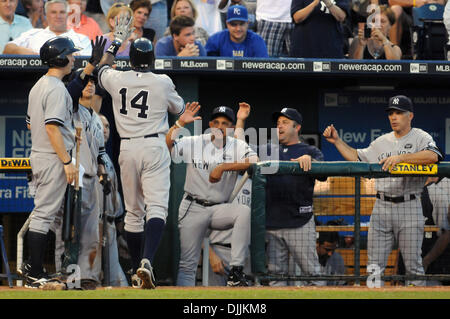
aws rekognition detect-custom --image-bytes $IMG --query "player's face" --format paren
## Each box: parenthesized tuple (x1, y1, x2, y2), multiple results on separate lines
(46, 2, 68, 32)
(317, 241, 337, 266)
(133, 7, 149, 28)
(174, 26, 196, 47)
(81, 80, 95, 99)
(174, 0, 193, 18)
(209, 116, 233, 142)
(276, 116, 300, 145)
(62, 53, 75, 75)
(0, 0, 18, 21)
(101, 116, 110, 142)
(226, 20, 248, 43)
(387, 110, 413, 135)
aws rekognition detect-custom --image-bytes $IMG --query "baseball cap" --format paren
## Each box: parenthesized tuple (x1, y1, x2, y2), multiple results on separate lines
(272, 107, 303, 125)
(386, 95, 414, 112)
(211, 106, 236, 123)
(226, 5, 248, 23)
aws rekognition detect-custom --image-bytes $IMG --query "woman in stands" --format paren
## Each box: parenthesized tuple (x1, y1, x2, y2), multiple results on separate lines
(349, 5, 402, 60)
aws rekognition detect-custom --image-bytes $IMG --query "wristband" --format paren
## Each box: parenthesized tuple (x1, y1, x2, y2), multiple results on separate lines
(106, 40, 121, 57)
(175, 120, 183, 128)
(63, 158, 72, 165)
(413, 0, 416, 7)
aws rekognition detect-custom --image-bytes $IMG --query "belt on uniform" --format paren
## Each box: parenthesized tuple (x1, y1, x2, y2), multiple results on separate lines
(211, 242, 231, 248)
(376, 192, 416, 203)
(185, 195, 220, 207)
(121, 133, 158, 140)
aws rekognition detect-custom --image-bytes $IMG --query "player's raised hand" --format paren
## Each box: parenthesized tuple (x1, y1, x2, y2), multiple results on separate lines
(89, 35, 107, 66)
(114, 12, 135, 45)
(178, 102, 201, 126)
(237, 102, 251, 121)
(323, 124, 339, 144)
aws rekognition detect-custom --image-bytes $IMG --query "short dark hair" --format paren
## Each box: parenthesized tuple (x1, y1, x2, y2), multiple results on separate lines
(318, 231, 339, 245)
(129, 0, 152, 14)
(170, 15, 195, 36)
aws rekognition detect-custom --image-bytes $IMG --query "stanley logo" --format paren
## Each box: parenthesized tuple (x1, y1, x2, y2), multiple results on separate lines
(390, 163, 437, 175)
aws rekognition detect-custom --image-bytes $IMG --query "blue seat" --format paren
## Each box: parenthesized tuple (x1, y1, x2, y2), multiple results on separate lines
(412, 4, 447, 60)
(0, 225, 13, 288)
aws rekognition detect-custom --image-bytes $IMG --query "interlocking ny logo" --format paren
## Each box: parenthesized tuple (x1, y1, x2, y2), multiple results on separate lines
(392, 97, 399, 105)
(282, 107, 288, 112)
(219, 106, 226, 112)
(234, 7, 241, 15)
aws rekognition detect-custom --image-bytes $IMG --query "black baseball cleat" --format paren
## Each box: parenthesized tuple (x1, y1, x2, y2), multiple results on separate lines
(136, 258, 156, 289)
(227, 266, 249, 287)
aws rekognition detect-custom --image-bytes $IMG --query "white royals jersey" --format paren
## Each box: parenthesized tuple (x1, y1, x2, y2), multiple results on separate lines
(98, 66, 185, 138)
(171, 133, 257, 203)
(357, 128, 442, 196)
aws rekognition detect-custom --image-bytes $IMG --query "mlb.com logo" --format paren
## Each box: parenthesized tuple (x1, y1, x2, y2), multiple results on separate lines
(410, 63, 427, 74)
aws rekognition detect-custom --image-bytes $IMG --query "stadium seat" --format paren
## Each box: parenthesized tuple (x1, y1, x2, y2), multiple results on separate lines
(411, 3, 447, 60)
(0, 225, 13, 287)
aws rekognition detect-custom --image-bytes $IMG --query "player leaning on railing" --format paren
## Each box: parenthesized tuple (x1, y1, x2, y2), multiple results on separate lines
(323, 95, 442, 286)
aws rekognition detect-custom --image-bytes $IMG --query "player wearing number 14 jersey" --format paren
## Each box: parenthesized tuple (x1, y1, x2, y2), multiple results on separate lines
(98, 38, 186, 288)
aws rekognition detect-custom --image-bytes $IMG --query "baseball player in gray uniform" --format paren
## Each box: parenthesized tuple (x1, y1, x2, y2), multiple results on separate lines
(73, 78, 106, 287)
(25, 37, 80, 288)
(166, 104, 259, 287)
(52, 76, 106, 289)
(323, 95, 442, 286)
(95, 114, 129, 287)
(96, 17, 187, 288)
(208, 174, 253, 286)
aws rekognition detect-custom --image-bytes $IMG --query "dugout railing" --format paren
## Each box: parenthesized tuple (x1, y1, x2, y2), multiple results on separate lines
(249, 161, 450, 286)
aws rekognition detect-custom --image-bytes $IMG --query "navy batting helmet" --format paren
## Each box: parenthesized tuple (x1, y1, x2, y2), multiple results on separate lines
(129, 38, 154, 70)
(40, 37, 81, 67)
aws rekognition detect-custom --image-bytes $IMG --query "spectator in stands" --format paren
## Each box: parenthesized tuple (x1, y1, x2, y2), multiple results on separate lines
(192, 0, 223, 35)
(129, 0, 155, 43)
(163, 0, 209, 46)
(316, 228, 346, 286)
(218, 0, 256, 31)
(67, 0, 103, 40)
(21, 0, 47, 28)
(143, 0, 168, 42)
(290, 0, 349, 58)
(205, 5, 268, 58)
(444, 0, 450, 59)
(385, 0, 445, 54)
(155, 15, 206, 56)
(3, 0, 92, 55)
(349, 5, 402, 59)
(84, 0, 108, 33)
(254, 0, 293, 57)
(101, 2, 134, 57)
(0, 0, 32, 53)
